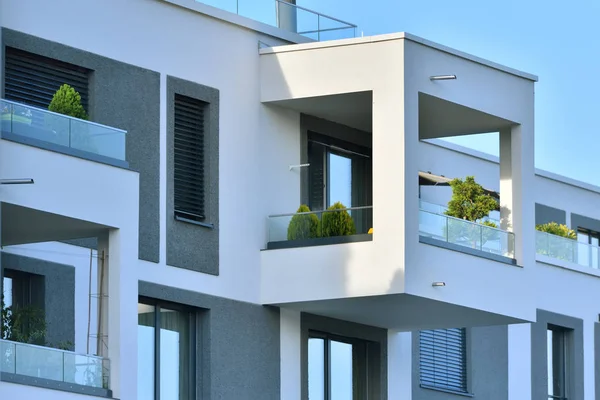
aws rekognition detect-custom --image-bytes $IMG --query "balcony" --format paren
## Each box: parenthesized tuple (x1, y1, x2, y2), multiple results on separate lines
(0, 339, 110, 396)
(1, 99, 127, 168)
(419, 208, 516, 263)
(536, 230, 599, 270)
(198, 0, 357, 41)
(266, 206, 373, 250)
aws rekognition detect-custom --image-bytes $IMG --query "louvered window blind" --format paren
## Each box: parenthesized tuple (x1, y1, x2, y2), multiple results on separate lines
(419, 328, 467, 393)
(4, 47, 90, 110)
(174, 94, 206, 221)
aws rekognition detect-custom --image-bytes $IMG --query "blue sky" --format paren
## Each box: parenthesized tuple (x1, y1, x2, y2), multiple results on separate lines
(297, 0, 600, 186)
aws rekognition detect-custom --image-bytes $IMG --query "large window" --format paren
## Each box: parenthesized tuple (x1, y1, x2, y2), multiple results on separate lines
(173, 94, 207, 223)
(577, 228, 600, 268)
(548, 326, 570, 400)
(138, 299, 196, 400)
(308, 331, 375, 400)
(419, 328, 468, 393)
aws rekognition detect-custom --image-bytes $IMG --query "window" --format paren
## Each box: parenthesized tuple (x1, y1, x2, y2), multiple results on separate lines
(577, 228, 600, 268)
(173, 94, 207, 222)
(419, 328, 468, 393)
(4, 47, 90, 110)
(548, 326, 569, 400)
(308, 331, 375, 399)
(137, 299, 196, 400)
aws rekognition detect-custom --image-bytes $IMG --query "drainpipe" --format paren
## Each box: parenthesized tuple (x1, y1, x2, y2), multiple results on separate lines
(277, 0, 298, 33)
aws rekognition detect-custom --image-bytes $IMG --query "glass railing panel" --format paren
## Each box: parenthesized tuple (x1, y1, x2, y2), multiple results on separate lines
(267, 206, 373, 244)
(537, 230, 600, 269)
(15, 342, 64, 382)
(0, 339, 109, 389)
(316, 15, 356, 41)
(419, 210, 515, 258)
(1, 98, 126, 162)
(0, 340, 15, 374)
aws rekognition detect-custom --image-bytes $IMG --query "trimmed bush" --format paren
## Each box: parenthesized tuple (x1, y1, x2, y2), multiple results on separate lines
(48, 84, 88, 120)
(321, 202, 356, 237)
(287, 204, 320, 240)
(536, 222, 576, 239)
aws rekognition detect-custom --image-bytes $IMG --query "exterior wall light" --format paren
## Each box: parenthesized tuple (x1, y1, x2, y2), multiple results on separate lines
(0, 179, 34, 185)
(432, 282, 446, 287)
(430, 75, 457, 81)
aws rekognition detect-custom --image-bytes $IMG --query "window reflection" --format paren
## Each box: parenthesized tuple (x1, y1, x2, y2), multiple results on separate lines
(137, 303, 156, 399)
(160, 307, 191, 400)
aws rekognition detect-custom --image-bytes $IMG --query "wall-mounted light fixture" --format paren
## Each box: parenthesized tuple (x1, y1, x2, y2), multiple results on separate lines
(0, 178, 34, 185)
(432, 282, 446, 287)
(430, 75, 457, 81)
(289, 163, 310, 171)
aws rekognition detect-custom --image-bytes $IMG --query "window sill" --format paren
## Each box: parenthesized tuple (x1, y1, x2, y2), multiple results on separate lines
(174, 214, 214, 229)
(420, 384, 474, 398)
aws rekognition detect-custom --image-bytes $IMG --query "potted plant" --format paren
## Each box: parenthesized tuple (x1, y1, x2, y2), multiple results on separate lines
(287, 204, 320, 240)
(321, 202, 356, 237)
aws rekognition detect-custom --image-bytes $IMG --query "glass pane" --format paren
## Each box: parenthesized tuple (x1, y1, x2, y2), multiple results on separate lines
(328, 153, 352, 208)
(308, 338, 325, 400)
(64, 353, 104, 388)
(547, 329, 566, 398)
(160, 307, 191, 400)
(3, 277, 13, 308)
(138, 303, 156, 399)
(15, 341, 63, 381)
(0, 340, 15, 373)
(70, 119, 126, 160)
(330, 340, 353, 400)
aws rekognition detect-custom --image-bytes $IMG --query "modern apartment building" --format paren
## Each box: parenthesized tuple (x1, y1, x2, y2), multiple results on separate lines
(0, 0, 598, 399)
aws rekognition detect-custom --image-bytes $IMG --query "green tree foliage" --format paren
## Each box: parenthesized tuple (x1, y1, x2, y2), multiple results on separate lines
(445, 176, 498, 222)
(321, 202, 356, 237)
(1, 297, 46, 345)
(287, 205, 320, 240)
(535, 222, 576, 239)
(48, 84, 88, 120)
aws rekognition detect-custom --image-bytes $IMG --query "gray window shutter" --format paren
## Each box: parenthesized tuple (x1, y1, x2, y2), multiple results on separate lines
(419, 328, 467, 392)
(308, 141, 325, 211)
(174, 94, 206, 221)
(4, 47, 90, 110)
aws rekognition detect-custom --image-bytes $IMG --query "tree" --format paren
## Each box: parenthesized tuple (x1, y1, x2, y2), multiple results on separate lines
(445, 176, 498, 222)
(48, 84, 88, 120)
(321, 202, 356, 237)
(287, 205, 320, 240)
(535, 222, 576, 239)
(535, 222, 577, 261)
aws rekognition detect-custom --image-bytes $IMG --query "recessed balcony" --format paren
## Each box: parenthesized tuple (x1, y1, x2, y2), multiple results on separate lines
(536, 230, 600, 270)
(1, 99, 127, 168)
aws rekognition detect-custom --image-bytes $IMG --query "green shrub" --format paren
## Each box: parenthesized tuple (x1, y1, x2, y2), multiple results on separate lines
(287, 204, 320, 240)
(48, 84, 88, 120)
(321, 202, 356, 237)
(535, 222, 576, 239)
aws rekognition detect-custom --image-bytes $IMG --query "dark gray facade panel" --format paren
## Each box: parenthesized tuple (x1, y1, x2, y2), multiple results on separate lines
(1, 28, 160, 263)
(412, 325, 508, 400)
(1, 252, 75, 349)
(596, 323, 600, 400)
(139, 281, 279, 399)
(300, 313, 388, 400)
(571, 213, 600, 233)
(531, 310, 584, 400)
(535, 203, 566, 226)
(166, 76, 219, 275)
(0, 373, 111, 398)
(299, 114, 372, 206)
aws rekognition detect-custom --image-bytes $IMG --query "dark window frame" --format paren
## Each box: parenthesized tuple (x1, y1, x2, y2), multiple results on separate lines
(173, 93, 207, 224)
(548, 325, 571, 400)
(419, 328, 468, 394)
(138, 296, 197, 400)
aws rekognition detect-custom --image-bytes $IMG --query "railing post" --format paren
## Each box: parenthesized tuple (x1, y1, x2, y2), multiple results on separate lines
(62, 352, 65, 382)
(318, 14, 321, 41)
(68, 118, 72, 148)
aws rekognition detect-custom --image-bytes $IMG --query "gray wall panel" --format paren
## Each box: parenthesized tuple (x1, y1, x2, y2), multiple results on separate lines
(1, 28, 160, 263)
(531, 310, 584, 400)
(535, 203, 566, 226)
(166, 76, 219, 275)
(412, 325, 508, 400)
(571, 213, 600, 233)
(139, 281, 278, 399)
(1, 252, 75, 349)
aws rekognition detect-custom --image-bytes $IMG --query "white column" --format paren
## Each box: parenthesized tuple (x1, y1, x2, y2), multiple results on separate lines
(388, 331, 413, 399)
(508, 323, 532, 399)
(280, 309, 301, 400)
(499, 123, 535, 265)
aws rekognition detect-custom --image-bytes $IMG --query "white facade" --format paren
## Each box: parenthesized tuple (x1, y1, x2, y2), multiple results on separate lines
(0, 0, 598, 399)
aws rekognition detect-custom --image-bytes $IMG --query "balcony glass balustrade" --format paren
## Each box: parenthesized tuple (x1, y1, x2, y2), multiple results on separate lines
(1, 98, 126, 163)
(0, 339, 109, 390)
(536, 230, 600, 269)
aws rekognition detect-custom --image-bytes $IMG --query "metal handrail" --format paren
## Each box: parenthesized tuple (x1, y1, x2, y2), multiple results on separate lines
(1, 98, 127, 134)
(269, 205, 372, 218)
(274, 0, 358, 29)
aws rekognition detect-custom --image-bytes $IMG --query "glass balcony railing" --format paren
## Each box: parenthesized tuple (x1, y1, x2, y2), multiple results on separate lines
(197, 0, 357, 41)
(1, 98, 126, 162)
(536, 230, 600, 269)
(419, 199, 500, 225)
(0, 339, 109, 389)
(419, 209, 515, 258)
(268, 206, 372, 244)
